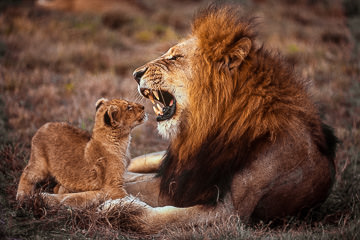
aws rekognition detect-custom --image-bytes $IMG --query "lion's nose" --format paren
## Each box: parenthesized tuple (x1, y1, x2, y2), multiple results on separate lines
(133, 67, 148, 84)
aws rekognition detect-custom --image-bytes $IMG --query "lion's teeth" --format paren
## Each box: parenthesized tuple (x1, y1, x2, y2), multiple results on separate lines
(144, 89, 150, 96)
(153, 106, 160, 115)
(153, 91, 160, 100)
(157, 104, 163, 115)
(149, 95, 155, 104)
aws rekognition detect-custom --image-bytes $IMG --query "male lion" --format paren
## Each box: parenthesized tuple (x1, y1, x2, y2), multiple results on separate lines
(17, 98, 146, 208)
(118, 5, 338, 229)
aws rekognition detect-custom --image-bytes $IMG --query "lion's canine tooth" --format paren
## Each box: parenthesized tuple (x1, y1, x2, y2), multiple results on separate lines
(153, 106, 160, 115)
(157, 104, 163, 115)
(153, 91, 160, 100)
(149, 95, 155, 104)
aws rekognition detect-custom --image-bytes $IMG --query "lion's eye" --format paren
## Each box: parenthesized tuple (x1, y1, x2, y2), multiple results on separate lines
(127, 105, 133, 111)
(167, 55, 182, 61)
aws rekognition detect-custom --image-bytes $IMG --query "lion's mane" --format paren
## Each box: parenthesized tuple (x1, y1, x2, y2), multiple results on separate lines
(157, 5, 337, 207)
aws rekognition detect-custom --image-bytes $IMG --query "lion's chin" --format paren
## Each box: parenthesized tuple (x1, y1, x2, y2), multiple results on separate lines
(157, 118, 180, 140)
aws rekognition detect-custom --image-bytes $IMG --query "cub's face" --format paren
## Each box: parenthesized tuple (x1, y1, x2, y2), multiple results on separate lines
(95, 98, 146, 130)
(132, 37, 198, 139)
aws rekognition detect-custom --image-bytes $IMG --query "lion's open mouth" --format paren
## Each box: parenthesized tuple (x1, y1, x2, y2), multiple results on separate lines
(140, 88, 176, 122)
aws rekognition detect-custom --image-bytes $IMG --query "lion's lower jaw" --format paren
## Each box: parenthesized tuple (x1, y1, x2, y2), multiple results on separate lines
(157, 118, 180, 140)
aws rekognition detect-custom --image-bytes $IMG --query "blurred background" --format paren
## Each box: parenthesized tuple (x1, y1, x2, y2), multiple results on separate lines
(0, 0, 359, 239)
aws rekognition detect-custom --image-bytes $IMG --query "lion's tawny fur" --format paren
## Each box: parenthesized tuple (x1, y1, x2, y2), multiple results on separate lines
(130, 4, 337, 221)
(17, 99, 145, 207)
(157, 6, 336, 208)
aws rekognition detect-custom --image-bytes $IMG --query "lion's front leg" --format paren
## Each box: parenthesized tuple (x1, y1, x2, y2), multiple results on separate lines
(125, 151, 172, 207)
(100, 194, 235, 233)
(128, 151, 166, 173)
(124, 171, 172, 207)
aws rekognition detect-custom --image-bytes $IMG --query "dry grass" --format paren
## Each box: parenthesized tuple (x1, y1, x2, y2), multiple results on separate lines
(0, 0, 359, 239)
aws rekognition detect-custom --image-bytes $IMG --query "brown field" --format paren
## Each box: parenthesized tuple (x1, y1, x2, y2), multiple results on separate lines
(0, 0, 359, 239)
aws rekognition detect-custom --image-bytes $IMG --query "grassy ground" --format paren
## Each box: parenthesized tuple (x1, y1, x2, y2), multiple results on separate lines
(0, 0, 359, 239)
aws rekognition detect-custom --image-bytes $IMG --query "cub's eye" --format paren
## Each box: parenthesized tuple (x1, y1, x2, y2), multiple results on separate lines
(167, 55, 183, 61)
(127, 105, 133, 111)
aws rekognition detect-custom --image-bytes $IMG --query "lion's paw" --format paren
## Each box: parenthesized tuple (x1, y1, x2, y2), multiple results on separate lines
(97, 195, 149, 213)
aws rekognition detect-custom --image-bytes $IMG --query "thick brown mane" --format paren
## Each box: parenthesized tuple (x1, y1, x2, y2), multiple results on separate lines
(157, 5, 337, 207)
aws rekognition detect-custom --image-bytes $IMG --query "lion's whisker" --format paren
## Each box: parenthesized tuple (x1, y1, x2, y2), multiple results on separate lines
(158, 89, 166, 106)
(131, 91, 144, 103)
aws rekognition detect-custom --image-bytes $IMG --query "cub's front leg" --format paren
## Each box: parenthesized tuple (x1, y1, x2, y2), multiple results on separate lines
(41, 191, 105, 208)
(41, 188, 126, 208)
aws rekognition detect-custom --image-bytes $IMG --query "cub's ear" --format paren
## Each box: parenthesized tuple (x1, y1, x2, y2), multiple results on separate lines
(104, 105, 120, 127)
(95, 98, 108, 111)
(227, 37, 251, 70)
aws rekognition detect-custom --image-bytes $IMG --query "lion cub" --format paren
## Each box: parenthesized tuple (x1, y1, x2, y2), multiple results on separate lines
(16, 98, 146, 207)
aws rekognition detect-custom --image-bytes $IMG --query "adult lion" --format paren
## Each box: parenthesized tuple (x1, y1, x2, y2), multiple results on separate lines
(120, 5, 337, 230)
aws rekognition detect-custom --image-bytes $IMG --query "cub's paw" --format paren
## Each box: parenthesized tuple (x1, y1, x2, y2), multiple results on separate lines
(16, 191, 27, 203)
(40, 192, 61, 207)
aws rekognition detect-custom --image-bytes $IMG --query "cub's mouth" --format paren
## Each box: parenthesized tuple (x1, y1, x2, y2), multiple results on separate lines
(139, 88, 176, 122)
(138, 112, 147, 123)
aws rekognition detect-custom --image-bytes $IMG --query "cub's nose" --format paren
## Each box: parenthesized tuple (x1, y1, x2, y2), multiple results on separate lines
(135, 103, 145, 111)
(133, 67, 148, 84)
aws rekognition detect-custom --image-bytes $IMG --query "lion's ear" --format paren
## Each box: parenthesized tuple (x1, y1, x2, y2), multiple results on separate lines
(227, 37, 251, 70)
(104, 105, 120, 127)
